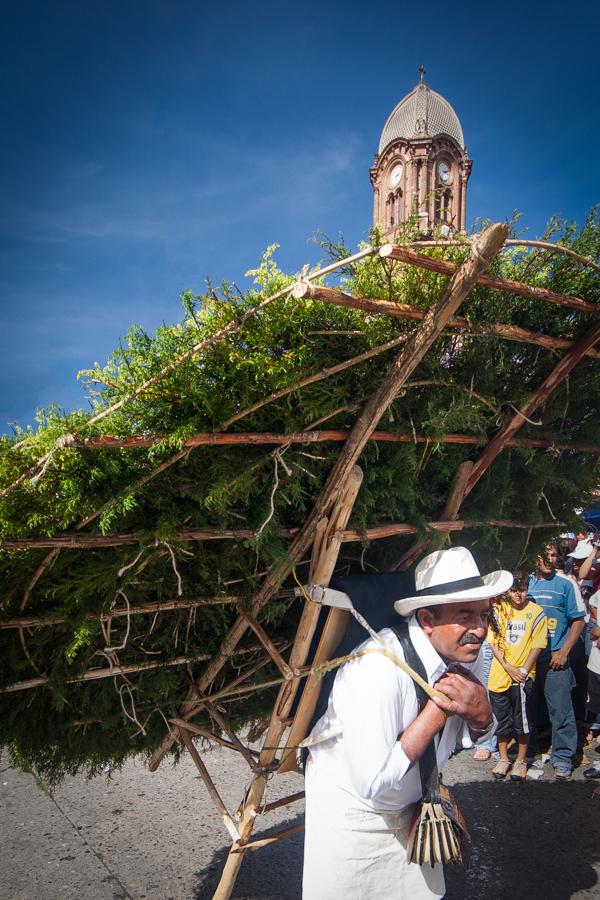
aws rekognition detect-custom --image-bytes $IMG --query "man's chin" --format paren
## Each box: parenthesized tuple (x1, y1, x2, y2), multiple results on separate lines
(456, 643, 482, 662)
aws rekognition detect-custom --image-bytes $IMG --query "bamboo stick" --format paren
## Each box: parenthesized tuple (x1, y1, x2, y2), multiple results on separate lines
(178, 726, 241, 843)
(257, 791, 305, 814)
(2, 516, 569, 553)
(67, 429, 600, 452)
(229, 823, 304, 853)
(380, 243, 599, 316)
(0, 654, 208, 694)
(303, 285, 600, 360)
(236, 602, 294, 681)
(0, 596, 241, 630)
(277, 469, 364, 774)
(465, 319, 600, 495)
(83, 249, 377, 429)
(168, 718, 259, 758)
(211, 468, 364, 899)
(181, 691, 262, 773)
(404, 238, 600, 274)
(504, 239, 600, 273)
(219, 333, 410, 429)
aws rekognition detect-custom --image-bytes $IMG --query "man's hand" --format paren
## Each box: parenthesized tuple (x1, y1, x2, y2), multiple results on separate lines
(550, 649, 569, 670)
(433, 669, 491, 730)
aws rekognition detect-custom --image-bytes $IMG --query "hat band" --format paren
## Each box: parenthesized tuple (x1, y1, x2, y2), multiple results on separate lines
(416, 575, 485, 597)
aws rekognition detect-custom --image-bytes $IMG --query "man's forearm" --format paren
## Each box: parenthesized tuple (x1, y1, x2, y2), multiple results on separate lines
(578, 550, 596, 581)
(561, 619, 586, 656)
(400, 700, 448, 765)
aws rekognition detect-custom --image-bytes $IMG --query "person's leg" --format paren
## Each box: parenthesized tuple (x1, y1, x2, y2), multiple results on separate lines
(497, 736, 509, 761)
(527, 652, 549, 761)
(585, 671, 600, 742)
(516, 734, 528, 763)
(489, 689, 512, 777)
(570, 637, 588, 723)
(544, 664, 578, 773)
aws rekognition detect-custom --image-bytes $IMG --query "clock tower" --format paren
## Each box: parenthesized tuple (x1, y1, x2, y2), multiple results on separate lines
(370, 68, 472, 235)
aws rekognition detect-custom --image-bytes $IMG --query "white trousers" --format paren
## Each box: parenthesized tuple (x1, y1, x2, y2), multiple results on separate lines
(303, 759, 445, 900)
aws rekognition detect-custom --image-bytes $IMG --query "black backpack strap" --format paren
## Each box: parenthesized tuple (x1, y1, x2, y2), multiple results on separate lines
(392, 621, 441, 801)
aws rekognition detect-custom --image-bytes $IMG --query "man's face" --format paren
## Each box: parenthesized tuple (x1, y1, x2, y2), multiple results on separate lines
(418, 599, 491, 664)
(537, 545, 558, 576)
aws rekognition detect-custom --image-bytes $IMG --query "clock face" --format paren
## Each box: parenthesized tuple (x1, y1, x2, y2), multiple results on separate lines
(438, 162, 452, 185)
(388, 164, 403, 188)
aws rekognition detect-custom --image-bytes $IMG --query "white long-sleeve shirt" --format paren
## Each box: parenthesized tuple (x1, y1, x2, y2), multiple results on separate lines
(306, 615, 491, 812)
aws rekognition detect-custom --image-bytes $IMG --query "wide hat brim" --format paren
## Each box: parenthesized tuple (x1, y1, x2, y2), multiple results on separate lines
(394, 569, 513, 617)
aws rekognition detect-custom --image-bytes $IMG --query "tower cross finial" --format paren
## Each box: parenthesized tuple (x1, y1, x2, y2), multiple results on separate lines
(419, 64, 426, 83)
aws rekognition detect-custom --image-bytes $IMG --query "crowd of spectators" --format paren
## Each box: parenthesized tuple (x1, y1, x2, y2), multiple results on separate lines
(472, 533, 600, 780)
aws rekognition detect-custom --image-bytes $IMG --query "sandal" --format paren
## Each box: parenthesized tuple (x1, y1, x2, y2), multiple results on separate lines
(492, 759, 512, 779)
(473, 748, 492, 761)
(510, 760, 527, 781)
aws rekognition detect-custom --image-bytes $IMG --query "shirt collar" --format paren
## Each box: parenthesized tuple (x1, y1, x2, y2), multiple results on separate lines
(408, 614, 447, 685)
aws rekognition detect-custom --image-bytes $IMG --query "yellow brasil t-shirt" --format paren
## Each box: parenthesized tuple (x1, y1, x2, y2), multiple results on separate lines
(487, 600, 548, 693)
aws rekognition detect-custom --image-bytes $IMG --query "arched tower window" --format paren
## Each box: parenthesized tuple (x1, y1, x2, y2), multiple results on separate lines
(394, 189, 403, 225)
(442, 188, 453, 223)
(386, 192, 396, 228)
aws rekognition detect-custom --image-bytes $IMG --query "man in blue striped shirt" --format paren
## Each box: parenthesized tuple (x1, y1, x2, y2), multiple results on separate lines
(528, 544, 586, 778)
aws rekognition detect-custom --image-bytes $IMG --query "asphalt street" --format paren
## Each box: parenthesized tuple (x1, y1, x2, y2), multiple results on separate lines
(2, 741, 600, 899)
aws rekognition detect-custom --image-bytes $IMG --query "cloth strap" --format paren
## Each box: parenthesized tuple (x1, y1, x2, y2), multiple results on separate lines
(392, 621, 441, 801)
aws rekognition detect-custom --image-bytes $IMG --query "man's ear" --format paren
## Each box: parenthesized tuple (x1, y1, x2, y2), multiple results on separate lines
(417, 607, 436, 636)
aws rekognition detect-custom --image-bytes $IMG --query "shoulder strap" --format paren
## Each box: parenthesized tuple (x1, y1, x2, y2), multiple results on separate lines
(392, 621, 441, 801)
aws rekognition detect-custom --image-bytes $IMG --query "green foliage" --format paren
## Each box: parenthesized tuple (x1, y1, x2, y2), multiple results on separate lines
(1, 210, 600, 783)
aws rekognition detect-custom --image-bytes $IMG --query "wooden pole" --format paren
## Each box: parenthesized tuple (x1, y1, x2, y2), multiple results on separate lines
(2, 516, 567, 554)
(464, 319, 600, 496)
(258, 791, 305, 814)
(403, 237, 600, 274)
(168, 718, 259, 759)
(380, 243, 599, 316)
(229, 823, 304, 853)
(219, 333, 410, 430)
(304, 285, 600, 360)
(210, 466, 363, 900)
(67, 428, 600, 451)
(177, 725, 241, 843)
(0, 654, 209, 694)
(81, 247, 377, 428)
(235, 603, 295, 681)
(0, 596, 242, 630)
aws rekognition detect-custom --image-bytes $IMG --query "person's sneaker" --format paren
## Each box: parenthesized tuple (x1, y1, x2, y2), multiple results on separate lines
(510, 760, 528, 781)
(554, 767, 572, 780)
(583, 765, 600, 779)
(492, 759, 512, 779)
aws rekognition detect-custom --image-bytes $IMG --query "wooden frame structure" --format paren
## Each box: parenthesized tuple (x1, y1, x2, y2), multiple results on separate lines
(2, 223, 600, 898)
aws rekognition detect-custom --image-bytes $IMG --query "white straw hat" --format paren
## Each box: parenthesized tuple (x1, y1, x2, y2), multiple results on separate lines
(394, 546, 513, 616)
(567, 540, 593, 560)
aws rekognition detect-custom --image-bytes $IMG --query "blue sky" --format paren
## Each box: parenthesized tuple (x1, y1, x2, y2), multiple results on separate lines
(1, 0, 598, 433)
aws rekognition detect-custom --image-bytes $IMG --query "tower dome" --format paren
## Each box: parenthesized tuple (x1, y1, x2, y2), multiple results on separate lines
(378, 79, 465, 154)
(370, 68, 472, 235)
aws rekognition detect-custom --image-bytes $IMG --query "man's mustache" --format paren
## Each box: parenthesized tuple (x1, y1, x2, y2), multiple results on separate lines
(458, 632, 483, 646)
